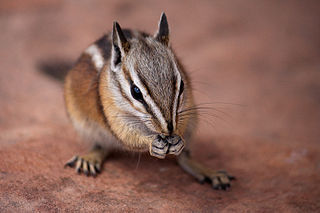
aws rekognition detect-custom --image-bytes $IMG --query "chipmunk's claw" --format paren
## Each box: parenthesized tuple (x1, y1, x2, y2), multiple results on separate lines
(64, 154, 102, 177)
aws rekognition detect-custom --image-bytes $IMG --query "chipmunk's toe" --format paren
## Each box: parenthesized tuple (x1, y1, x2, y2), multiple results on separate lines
(65, 155, 102, 177)
(206, 170, 235, 190)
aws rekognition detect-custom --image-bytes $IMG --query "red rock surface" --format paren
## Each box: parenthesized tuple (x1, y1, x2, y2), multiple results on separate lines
(1, 0, 320, 212)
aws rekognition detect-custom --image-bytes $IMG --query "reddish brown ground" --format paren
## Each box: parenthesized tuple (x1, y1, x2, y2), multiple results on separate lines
(1, 0, 320, 212)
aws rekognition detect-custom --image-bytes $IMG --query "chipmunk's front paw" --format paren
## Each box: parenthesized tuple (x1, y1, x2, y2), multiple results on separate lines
(150, 136, 169, 159)
(64, 146, 106, 177)
(166, 135, 185, 155)
(64, 155, 102, 177)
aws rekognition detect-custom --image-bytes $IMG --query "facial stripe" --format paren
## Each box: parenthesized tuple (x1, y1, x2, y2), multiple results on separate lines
(109, 65, 164, 133)
(108, 70, 157, 135)
(134, 62, 172, 123)
(171, 57, 182, 132)
(112, 72, 142, 113)
(136, 72, 152, 98)
(134, 72, 165, 130)
(122, 67, 162, 129)
(109, 68, 147, 121)
(85, 44, 104, 70)
(170, 74, 177, 119)
(127, 63, 168, 132)
(127, 79, 162, 130)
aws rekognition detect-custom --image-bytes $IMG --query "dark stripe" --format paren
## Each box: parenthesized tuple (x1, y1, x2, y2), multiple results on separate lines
(122, 66, 132, 82)
(95, 35, 111, 60)
(136, 72, 152, 96)
(170, 74, 177, 121)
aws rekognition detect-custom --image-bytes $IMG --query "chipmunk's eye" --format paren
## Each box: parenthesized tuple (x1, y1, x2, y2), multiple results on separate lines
(131, 84, 143, 101)
(179, 80, 184, 96)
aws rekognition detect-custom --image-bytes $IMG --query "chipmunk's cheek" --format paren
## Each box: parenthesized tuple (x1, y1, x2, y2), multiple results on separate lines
(166, 135, 185, 155)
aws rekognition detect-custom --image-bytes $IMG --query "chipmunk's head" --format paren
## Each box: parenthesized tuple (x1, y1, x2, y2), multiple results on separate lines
(109, 13, 188, 137)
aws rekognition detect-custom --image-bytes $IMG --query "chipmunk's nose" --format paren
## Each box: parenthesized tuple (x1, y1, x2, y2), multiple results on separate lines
(167, 121, 173, 135)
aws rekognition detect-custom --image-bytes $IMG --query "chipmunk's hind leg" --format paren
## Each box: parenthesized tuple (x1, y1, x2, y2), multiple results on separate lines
(177, 150, 235, 190)
(65, 144, 108, 177)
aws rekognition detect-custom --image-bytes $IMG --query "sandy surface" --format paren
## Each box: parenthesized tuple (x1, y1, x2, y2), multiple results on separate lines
(1, 0, 320, 212)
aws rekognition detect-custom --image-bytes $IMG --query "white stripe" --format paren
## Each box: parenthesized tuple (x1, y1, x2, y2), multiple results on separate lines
(171, 58, 182, 132)
(85, 44, 104, 70)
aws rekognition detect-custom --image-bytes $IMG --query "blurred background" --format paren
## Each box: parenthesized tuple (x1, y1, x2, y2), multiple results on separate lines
(0, 0, 319, 212)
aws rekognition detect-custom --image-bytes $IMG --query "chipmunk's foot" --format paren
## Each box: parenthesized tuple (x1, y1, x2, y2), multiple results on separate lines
(64, 145, 107, 177)
(202, 170, 235, 190)
(178, 150, 235, 190)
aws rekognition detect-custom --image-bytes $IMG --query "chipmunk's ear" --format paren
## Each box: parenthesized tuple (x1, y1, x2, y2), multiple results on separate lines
(155, 12, 169, 46)
(111, 22, 130, 70)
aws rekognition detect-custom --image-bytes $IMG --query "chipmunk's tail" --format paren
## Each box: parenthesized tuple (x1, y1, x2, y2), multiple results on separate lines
(37, 59, 74, 82)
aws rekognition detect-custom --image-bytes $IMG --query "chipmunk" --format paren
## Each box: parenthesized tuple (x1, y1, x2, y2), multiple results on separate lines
(64, 13, 234, 190)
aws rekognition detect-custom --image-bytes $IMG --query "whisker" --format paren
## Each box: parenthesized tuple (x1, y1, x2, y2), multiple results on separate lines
(135, 153, 141, 170)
